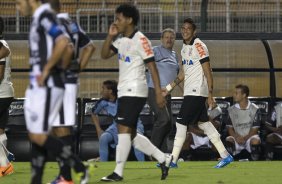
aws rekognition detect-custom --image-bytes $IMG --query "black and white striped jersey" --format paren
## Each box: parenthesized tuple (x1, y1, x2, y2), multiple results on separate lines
(57, 13, 91, 84)
(28, 3, 66, 88)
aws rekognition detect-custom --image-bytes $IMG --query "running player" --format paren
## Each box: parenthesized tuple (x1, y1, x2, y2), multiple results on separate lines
(164, 18, 233, 168)
(0, 16, 15, 177)
(100, 3, 172, 182)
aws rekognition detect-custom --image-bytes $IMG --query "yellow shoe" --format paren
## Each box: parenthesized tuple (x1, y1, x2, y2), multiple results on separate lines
(0, 163, 14, 177)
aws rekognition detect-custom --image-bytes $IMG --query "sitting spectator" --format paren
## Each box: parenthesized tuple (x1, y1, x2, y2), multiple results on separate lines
(264, 102, 282, 160)
(91, 80, 145, 161)
(181, 106, 222, 160)
(226, 84, 261, 161)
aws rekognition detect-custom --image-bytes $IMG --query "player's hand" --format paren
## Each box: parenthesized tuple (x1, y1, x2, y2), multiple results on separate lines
(37, 67, 50, 86)
(155, 93, 166, 108)
(108, 23, 119, 37)
(161, 88, 168, 97)
(235, 136, 245, 144)
(208, 96, 216, 110)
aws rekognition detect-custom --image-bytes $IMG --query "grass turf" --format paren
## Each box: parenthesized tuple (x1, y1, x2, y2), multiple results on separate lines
(1, 161, 282, 184)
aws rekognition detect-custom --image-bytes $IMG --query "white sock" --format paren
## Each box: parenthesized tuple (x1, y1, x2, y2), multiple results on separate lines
(0, 134, 8, 156)
(132, 133, 165, 163)
(172, 123, 187, 163)
(0, 146, 9, 167)
(114, 134, 131, 177)
(198, 122, 229, 158)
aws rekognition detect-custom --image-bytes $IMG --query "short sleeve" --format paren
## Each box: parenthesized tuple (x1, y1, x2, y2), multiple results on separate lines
(92, 99, 107, 115)
(195, 41, 210, 64)
(138, 36, 155, 63)
(40, 12, 64, 40)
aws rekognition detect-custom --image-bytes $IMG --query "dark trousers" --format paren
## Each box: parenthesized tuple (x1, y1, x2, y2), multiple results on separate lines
(148, 88, 172, 152)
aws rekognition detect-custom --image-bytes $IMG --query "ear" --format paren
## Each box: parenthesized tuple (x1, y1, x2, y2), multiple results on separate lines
(193, 30, 197, 36)
(127, 17, 133, 25)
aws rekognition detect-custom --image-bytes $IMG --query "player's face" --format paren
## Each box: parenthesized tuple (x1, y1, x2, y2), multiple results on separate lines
(114, 13, 131, 34)
(181, 23, 195, 42)
(101, 84, 111, 99)
(233, 88, 245, 103)
(161, 31, 175, 50)
(16, 0, 31, 16)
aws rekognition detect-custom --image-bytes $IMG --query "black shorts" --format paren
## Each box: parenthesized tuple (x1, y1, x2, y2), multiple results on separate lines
(177, 96, 209, 126)
(0, 97, 13, 129)
(116, 97, 146, 129)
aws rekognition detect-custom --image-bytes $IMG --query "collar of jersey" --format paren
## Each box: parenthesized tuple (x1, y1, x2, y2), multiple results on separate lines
(183, 36, 197, 45)
(126, 29, 138, 39)
(235, 100, 251, 110)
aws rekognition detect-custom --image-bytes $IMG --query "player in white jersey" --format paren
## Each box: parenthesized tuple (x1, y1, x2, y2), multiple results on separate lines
(100, 4, 172, 182)
(0, 17, 15, 177)
(16, 1, 89, 183)
(48, 0, 95, 183)
(265, 102, 282, 160)
(164, 18, 233, 168)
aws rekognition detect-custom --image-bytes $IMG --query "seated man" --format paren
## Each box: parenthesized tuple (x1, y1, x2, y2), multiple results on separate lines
(226, 84, 261, 161)
(264, 102, 282, 160)
(181, 106, 222, 160)
(91, 80, 145, 161)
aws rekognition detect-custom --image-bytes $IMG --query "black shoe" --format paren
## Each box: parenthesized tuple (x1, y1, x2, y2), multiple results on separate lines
(159, 154, 173, 180)
(101, 172, 123, 182)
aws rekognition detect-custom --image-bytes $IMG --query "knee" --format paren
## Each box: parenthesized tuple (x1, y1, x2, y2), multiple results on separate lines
(28, 134, 48, 146)
(250, 138, 261, 145)
(99, 133, 111, 146)
(266, 134, 275, 143)
(226, 137, 235, 144)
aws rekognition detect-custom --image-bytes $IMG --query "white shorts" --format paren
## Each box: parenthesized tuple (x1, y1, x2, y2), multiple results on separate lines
(53, 84, 78, 127)
(226, 135, 261, 155)
(24, 87, 64, 134)
(190, 132, 212, 149)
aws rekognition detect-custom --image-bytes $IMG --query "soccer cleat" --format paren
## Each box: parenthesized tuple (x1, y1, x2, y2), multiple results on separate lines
(214, 155, 234, 168)
(101, 172, 123, 182)
(74, 162, 95, 184)
(7, 152, 15, 162)
(156, 161, 178, 168)
(159, 154, 173, 180)
(0, 163, 14, 177)
(47, 176, 74, 184)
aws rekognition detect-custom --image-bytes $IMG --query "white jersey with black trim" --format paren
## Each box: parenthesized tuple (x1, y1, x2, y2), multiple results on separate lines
(111, 30, 154, 97)
(0, 40, 14, 98)
(181, 37, 210, 97)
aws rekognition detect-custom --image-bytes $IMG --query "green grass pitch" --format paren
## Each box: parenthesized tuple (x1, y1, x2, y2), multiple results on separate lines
(1, 161, 282, 184)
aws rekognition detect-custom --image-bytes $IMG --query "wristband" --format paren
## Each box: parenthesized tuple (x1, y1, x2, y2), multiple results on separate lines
(166, 84, 173, 92)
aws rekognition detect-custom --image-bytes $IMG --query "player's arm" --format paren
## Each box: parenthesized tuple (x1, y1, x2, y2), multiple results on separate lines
(202, 61, 215, 108)
(38, 15, 69, 86)
(61, 43, 74, 69)
(147, 61, 166, 108)
(91, 114, 104, 139)
(0, 42, 10, 82)
(101, 23, 118, 59)
(91, 100, 105, 139)
(164, 67, 185, 94)
(79, 41, 95, 70)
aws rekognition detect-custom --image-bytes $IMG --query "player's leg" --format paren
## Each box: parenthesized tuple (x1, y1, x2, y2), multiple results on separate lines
(198, 121, 233, 168)
(247, 135, 261, 161)
(0, 97, 14, 177)
(99, 131, 114, 161)
(51, 84, 78, 182)
(265, 133, 282, 160)
(25, 87, 88, 183)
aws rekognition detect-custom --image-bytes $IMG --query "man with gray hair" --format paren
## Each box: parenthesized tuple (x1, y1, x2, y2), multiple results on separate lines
(147, 28, 179, 153)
